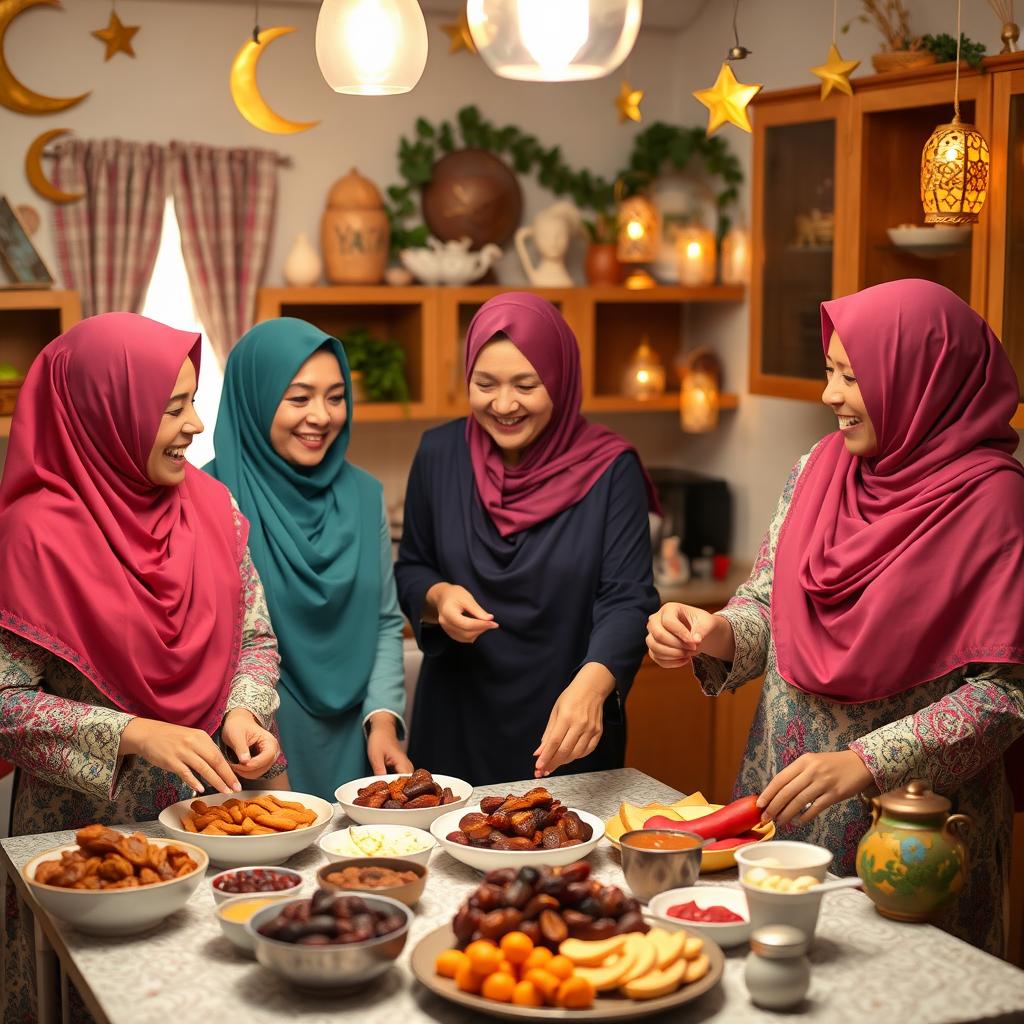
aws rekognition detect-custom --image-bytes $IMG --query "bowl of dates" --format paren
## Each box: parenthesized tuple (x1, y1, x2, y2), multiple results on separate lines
(336, 770, 472, 828)
(210, 866, 303, 905)
(247, 891, 411, 992)
(317, 857, 427, 907)
(429, 788, 605, 872)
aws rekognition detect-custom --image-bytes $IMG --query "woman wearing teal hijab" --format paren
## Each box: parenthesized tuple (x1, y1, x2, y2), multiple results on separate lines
(206, 318, 410, 799)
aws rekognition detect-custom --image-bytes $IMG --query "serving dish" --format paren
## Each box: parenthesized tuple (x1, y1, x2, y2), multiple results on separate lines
(648, 886, 751, 949)
(430, 806, 605, 872)
(157, 790, 333, 867)
(210, 865, 303, 905)
(336, 771, 473, 828)
(318, 824, 435, 866)
(886, 224, 972, 258)
(23, 837, 208, 936)
(317, 857, 427, 907)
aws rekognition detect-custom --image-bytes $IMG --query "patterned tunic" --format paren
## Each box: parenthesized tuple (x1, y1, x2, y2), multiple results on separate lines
(1, 505, 282, 1023)
(694, 450, 1024, 957)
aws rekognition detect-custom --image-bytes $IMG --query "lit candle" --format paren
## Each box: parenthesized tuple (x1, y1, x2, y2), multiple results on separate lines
(675, 226, 716, 287)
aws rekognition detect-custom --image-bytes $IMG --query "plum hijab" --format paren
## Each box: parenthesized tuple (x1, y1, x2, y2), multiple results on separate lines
(773, 279, 1024, 712)
(0, 313, 245, 733)
(464, 292, 659, 537)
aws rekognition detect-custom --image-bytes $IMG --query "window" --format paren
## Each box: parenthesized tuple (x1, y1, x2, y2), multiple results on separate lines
(141, 198, 222, 469)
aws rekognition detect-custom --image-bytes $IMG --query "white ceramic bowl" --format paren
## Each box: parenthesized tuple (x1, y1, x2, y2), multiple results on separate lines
(740, 880, 825, 941)
(429, 805, 605, 873)
(887, 224, 972, 258)
(318, 825, 435, 866)
(335, 773, 473, 829)
(215, 892, 298, 954)
(157, 790, 334, 868)
(210, 865, 304, 906)
(734, 840, 832, 883)
(648, 886, 751, 949)
(23, 837, 208, 936)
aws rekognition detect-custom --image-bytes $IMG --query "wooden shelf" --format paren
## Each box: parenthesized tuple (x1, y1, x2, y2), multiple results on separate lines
(584, 393, 739, 414)
(0, 415, 11, 438)
(1012, 404, 1024, 430)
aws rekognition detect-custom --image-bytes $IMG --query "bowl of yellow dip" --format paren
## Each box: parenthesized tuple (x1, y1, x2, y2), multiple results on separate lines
(215, 893, 296, 954)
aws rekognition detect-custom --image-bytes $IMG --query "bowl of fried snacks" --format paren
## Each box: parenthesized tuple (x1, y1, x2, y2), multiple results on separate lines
(23, 825, 208, 936)
(158, 790, 334, 868)
(336, 770, 472, 829)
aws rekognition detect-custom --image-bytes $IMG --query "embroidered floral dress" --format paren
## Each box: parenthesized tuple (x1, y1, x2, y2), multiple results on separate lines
(1, 507, 282, 1024)
(694, 450, 1024, 957)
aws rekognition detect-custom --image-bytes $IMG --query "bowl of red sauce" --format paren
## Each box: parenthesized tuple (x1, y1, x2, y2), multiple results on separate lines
(619, 829, 706, 902)
(648, 885, 751, 948)
(210, 866, 303, 906)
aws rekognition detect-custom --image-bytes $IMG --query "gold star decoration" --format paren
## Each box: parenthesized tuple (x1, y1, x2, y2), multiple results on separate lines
(692, 62, 762, 136)
(810, 43, 860, 100)
(441, 11, 477, 54)
(615, 80, 644, 123)
(91, 10, 139, 61)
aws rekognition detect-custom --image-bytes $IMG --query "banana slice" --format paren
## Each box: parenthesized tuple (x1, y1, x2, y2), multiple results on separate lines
(620, 956, 688, 1000)
(647, 928, 687, 969)
(618, 934, 657, 984)
(558, 934, 629, 967)
(573, 948, 636, 991)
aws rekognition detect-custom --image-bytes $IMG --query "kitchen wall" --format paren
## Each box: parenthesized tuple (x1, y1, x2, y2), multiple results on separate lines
(0, 0, 1018, 557)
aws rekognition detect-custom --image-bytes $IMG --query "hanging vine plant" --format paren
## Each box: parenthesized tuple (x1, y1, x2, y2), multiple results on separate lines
(384, 105, 744, 256)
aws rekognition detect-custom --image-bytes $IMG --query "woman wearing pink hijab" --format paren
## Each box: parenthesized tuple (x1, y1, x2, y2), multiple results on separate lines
(647, 279, 1024, 954)
(0, 313, 282, 1022)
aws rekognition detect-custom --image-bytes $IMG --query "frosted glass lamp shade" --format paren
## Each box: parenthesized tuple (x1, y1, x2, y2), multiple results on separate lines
(316, 0, 428, 96)
(466, 0, 643, 82)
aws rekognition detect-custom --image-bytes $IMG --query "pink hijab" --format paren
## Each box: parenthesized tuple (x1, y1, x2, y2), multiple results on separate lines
(0, 313, 246, 733)
(773, 279, 1024, 709)
(464, 292, 659, 537)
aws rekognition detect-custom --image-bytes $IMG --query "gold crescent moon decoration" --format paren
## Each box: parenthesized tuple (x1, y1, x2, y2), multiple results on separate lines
(0, 0, 90, 115)
(25, 128, 82, 203)
(229, 26, 318, 135)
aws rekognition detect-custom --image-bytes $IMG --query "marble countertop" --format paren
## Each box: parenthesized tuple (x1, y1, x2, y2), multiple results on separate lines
(3, 768, 1024, 1024)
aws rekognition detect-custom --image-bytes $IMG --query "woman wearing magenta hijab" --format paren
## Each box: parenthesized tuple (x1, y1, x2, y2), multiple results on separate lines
(396, 293, 660, 785)
(0, 313, 282, 1022)
(647, 279, 1024, 954)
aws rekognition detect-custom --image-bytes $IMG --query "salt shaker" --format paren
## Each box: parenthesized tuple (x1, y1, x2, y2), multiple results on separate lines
(744, 924, 811, 1010)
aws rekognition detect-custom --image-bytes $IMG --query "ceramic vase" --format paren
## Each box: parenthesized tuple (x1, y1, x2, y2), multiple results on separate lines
(283, 232, 322, 287)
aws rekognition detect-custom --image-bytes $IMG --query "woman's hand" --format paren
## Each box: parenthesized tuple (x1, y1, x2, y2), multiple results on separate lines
(118, 718, 241, 795)
(366, 712, 413, 775)
(646, 603, 735, 667)
(221, 708, 281, 780)
(427, 582, 500, 644)
(533, 664, 615, 778)
(758, 750, 874, 827)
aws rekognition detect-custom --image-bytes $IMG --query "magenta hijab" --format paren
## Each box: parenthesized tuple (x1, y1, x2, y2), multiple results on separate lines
(773, 279, 1024, 710)
(0, 313, 246, 733)
(464, 292, 659, 537)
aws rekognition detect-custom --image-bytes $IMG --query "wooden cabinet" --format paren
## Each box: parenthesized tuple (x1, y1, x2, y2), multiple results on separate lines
(750, 54, 1024, 424)
(256, 284, 744, 422)
(0, 290, 81, 438)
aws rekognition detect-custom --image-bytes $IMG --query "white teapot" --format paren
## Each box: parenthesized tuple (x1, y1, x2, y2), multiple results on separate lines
(400, 236, 503, 286)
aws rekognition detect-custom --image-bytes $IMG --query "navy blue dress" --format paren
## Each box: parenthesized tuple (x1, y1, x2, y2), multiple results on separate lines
(395, 420, 659, 786)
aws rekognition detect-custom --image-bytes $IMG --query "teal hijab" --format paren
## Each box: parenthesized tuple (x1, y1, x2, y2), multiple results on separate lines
(206, 318, 382, 719)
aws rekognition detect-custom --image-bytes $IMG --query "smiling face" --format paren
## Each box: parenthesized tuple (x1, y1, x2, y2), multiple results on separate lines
(469, 337, 554, 467)
(147, 358, 204, 486)
(269, 348, 347, 468)
(822, 331, 879, 457)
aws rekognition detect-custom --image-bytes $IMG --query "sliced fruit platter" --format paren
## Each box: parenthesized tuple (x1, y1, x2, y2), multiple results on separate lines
(604, 793, 775, 873)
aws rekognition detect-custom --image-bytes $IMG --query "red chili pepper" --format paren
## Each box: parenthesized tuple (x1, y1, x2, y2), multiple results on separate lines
(644, 795, 762, 841)
(704, 835, 760, 851)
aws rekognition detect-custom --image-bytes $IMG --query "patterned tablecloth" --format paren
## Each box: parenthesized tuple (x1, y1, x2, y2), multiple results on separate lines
(3, 768, 1024, 1024)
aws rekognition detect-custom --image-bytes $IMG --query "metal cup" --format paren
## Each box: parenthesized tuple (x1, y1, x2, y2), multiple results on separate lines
(619, 829, 708, 903)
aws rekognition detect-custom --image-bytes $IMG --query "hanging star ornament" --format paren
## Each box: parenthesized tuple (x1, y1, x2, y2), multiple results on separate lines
(693, 62, 762, 136)
(91, 10, 139, 61)
(615, 80, 644, 123)
(441, 11, 477, 54)
(810, 43, 860, 100)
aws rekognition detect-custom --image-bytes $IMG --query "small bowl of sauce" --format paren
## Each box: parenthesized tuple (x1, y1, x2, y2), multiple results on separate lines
(619, 829, 707, 902)
(648, 885, 751, 948)
(215, 893, 296, 954)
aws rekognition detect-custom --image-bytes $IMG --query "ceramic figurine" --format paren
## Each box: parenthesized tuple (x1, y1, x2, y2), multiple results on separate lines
(515, 200, 580, 287)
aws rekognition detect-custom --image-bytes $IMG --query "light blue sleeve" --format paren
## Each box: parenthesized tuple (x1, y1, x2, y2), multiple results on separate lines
(360, 496, 408, 738)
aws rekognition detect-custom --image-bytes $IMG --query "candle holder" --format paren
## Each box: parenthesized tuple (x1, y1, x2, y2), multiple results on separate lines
(680, 347, 721, 433)
(622, 338, 666, 400)
(617, 193, 659, 290)
(674, 226, 717, 287)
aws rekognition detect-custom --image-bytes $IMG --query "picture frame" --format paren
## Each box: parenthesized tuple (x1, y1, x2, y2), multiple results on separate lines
(0, 195, 54, 288)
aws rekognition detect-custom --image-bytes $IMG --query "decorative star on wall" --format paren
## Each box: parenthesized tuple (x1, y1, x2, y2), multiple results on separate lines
(615, 80, 644, 123)
(692, 62, 762, 136)
(441, 11, 477, 54)
(91, 11, 139, 61)
(810, 43, 860, 100)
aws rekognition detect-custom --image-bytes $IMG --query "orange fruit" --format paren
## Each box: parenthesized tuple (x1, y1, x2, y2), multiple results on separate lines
(454, 961, 484, 994)
(465, 939, 502, 976)
(496, 959, 518, 977)
(435, 949, 470, 979)
(546, 954, 575, 981)
(557, 975, 596, 1009)
(522, 946, 554, 972)
(524, 968, 561, 1004)
(481, 972, 516, 1003)
(500, 930, 534, 965)
(511, 980, 544, 1007)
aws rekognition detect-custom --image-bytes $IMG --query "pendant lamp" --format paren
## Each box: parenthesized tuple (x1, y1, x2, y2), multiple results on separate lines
(466, 0, 643, 82)
(315, 0, 428, 96)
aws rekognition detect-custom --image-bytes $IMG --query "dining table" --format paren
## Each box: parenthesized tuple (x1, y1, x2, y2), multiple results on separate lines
(3, 767, 1024, 1024)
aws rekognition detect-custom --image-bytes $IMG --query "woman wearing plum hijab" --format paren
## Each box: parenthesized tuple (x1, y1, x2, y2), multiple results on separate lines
(647, 279, 1024, 954)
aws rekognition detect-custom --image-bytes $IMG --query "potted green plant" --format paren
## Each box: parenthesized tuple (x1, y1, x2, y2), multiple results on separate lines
(842, 0, 935, 74)
(337, 328, 410, 407)
(582, 209, 622, 286)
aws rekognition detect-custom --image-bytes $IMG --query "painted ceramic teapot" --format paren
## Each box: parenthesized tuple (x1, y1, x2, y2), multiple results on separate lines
(856, 779, 972, 923)
(399, 236, 502, 286)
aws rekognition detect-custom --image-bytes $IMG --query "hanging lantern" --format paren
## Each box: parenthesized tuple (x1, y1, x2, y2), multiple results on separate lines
(680, 347, 721, 433)
(674, 225, 717, 287)
(315, 0, 428, 96)
(466, 0, 642, 82)
(720, 224, 750, 285)
(622, 338, 666, 400)
(920, 115, 990, 224)
(617, 194, 659, 290)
